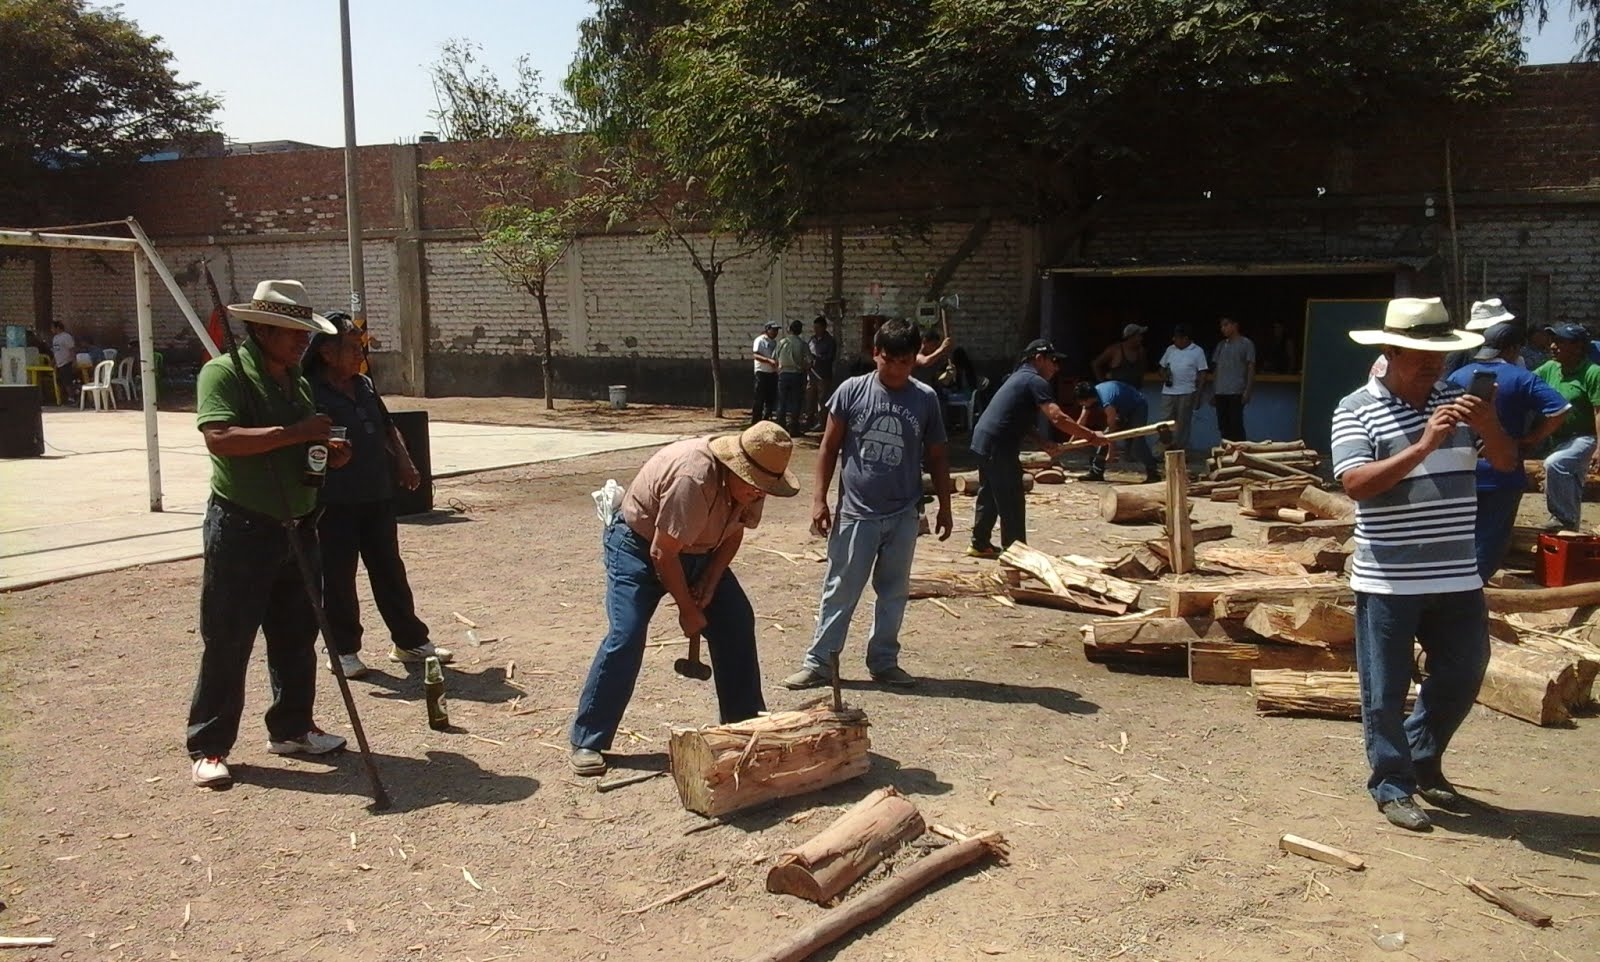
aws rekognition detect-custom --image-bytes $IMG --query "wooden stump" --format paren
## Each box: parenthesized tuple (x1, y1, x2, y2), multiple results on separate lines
(1476, 641, 1582, 726)
(669, 704, 871, 817)
(1297, 486, 1356, 521)
(766, 787, 925, 903)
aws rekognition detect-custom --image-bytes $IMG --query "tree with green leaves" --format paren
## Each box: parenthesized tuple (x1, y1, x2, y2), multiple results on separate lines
(570, 0, 1529, 335)
(428, 40, 596, 410)
(0, 0, 217, 198)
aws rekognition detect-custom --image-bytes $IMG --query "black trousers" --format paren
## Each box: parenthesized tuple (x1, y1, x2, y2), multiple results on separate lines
(1215, 394, 1247, 442)
(317, 498, 430, 655)
(971, 447, 1026, 550)
(751, 372, 778, 424)
(186, 498, 320, 758)
(55, 362, 76, 401)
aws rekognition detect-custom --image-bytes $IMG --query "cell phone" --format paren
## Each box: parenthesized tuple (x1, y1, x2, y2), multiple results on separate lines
(1468, 370, 1496, 400)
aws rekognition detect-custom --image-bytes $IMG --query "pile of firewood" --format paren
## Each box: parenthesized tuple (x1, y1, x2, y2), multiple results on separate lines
(1200, 440, 1322, 499)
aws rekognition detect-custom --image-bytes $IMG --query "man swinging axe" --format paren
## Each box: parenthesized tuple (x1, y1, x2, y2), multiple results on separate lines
(568, 423, 801, 776)
(186, 279, 362, 791)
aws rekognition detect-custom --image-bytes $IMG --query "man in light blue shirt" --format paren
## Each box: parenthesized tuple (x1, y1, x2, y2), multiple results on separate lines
(782, 319, 953, 689)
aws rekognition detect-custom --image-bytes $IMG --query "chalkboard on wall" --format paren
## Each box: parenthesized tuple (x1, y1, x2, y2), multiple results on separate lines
(1298, 299, 1388, 455)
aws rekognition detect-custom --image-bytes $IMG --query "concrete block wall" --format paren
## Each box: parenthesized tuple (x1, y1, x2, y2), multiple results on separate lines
(426, 239, 575, 354)
(1454, 205, 1600, 327)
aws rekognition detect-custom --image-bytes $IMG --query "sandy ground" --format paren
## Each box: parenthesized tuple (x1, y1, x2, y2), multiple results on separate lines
(1, 408, 1596, 962)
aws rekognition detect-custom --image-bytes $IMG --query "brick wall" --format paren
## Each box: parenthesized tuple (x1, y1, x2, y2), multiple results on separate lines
(0, 259, 32, 327)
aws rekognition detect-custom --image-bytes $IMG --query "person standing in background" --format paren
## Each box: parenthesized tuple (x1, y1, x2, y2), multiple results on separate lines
(1092, 324, 1148, 387)
(774, 319, 810, 435)
(1159, 325, 1208, 452)
(49, 320, 76, 404)
(804, 315, 837, 431)
(1532, 324, 1600, 532)
(750, 321, 780, 425)
(1209, 316, 1255, 442)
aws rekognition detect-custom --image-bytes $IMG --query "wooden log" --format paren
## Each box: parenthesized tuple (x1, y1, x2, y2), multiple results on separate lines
(1209, 465, 1249, 480)
(1258, 520, 1354, 545)
(766, 787, 925, 903)
(1209, 583, 1355, 620)
(1100, 483, 1168, 524)
(998, 542, 1141, 610)
(1222, 439, 1316, 454)
(1462, 877, 1553, 928)
(1239, 484, 1308, 515)
(1081, 615, 1260, 667)
(669, 704, 871, 817)
(1235, 451, 1323, 482)
(1475, 641, 1580, 726)
(1167, 576, 1345, 617)
(954, 471, 1033, 495)
(1242, 449, 1321, 464)
(1189, 640, 1356, 685)
(1296, 486, 1356, 521)
(1209, 486, 1242, 502)
(1033, 467, 1067, 485)
(1011, 587, 1126, 615)
(1278, 833, 1366, 871)
(1165, 449, 1195, 575)
(1242, 602, 1356, 646)
(1251, 669, 1416, 719)
(1272, 508, 1312, 524)
(1485, 582, 1600, 613)
(906, 570, 1008, 600)
(744, 832, 1008, 962)
(1198, 544, 1310, 577)
(1108, 545, 1169, 581)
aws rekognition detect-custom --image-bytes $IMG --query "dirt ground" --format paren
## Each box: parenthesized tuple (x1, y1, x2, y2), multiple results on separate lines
(2, 402, 1597, 962)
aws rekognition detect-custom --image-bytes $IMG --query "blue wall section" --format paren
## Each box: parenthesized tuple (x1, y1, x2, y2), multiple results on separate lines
(1139, 380, 1305, 451)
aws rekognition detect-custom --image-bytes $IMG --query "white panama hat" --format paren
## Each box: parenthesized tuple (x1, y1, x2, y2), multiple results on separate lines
(226, 280, 337, 335)
(1349, 297, 1483, 353)
(1465, 297, 1516, 332)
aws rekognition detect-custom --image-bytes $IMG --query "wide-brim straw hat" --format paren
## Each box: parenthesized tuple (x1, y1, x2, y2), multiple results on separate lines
(709, 422, 800, 498)
(1466, 297, 1515, 331)
(1349, 297, 1483, 352)
(227, 279, 337, 335)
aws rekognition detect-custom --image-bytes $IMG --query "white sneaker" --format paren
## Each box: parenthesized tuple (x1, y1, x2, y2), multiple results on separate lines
(191, 756, 232, 788)
(390, 641, 453, 664)
(326, 653, 369, 678)
(267, 726, 348, 756)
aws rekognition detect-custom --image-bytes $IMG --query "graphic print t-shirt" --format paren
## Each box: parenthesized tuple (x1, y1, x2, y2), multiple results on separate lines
(829, 373, 947, 520)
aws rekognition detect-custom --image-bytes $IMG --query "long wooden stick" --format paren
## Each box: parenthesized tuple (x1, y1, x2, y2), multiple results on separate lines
(743, 832, 1007, 962)
(621, 871, 727, 915)
(1060, 420, 1175, 451)
(0, 937, 57, 949)
(1463, 877, 1553, 927)
(1485, 582, 1600, 613)
(596, 769, 666, 793)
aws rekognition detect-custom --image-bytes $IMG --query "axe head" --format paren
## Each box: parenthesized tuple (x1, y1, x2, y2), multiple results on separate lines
(673, 657, 712, 681)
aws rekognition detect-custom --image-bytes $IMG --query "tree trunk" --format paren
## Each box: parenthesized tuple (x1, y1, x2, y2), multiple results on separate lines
(668, 703, 870, 817)
(1100, 483, 1169, 523)
(766, 787, 925, 903)
(701, 268, 725, 418)
(1485, 581, 1600, 613)
(534, 287, 555, 411)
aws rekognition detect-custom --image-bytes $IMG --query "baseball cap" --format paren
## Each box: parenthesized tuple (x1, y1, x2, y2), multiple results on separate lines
(1172, 323, 1191, 337)
(764, 321, 780, 332)
(1474, 322, 1525, 359)
(1020, 338, 1068, 362)
(1122, 323, 1147, 338)
(1550, 323, 1589, 342)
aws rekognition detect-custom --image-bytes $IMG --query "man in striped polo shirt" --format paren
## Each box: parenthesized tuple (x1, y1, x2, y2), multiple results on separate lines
(1331, 298, 1517, 832)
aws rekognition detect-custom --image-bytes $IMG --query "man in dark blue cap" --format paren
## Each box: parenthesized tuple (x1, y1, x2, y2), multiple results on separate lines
(966, 339, 1108, 557)
(1531, 323, 1600, 531)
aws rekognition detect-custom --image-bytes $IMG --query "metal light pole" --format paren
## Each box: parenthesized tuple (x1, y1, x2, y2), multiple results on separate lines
(338, 0, 369, 358)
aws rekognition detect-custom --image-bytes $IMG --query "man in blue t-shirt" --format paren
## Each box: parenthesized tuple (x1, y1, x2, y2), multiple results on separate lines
(1074, 379, 1160, 483)
(1446, 323, 1570, 580)
(781, 319, 953, 689)
(966, 339, 1110, 556)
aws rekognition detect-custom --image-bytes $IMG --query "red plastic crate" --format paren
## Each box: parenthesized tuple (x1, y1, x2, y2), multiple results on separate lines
(1533, 533, 1600, 588)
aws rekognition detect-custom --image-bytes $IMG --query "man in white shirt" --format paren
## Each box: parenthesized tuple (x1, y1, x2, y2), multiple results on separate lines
(1159, 324, 1208, 452)
(751, 321, 779, 425)
(50, 321, 77, 404)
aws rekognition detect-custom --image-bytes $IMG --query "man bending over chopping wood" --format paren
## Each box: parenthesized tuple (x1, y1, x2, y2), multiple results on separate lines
(567, 423, 800, 776)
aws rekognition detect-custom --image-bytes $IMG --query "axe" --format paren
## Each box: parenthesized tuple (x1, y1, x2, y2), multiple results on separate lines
(673, 633, 712, 681)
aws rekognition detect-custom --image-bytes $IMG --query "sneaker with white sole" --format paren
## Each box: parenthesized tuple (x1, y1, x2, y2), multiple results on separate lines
(267, 726, 348, 756)
(390, 641, 453, 665)
(326, 653, 369, 678)
(191, 755, 232, 788)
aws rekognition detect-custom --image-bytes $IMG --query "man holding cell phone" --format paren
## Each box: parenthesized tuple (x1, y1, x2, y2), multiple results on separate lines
(1446, 323, 1569, 580)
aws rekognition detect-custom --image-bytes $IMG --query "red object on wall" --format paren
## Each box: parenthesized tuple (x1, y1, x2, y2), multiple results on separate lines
(1533, 533, 1600, 588)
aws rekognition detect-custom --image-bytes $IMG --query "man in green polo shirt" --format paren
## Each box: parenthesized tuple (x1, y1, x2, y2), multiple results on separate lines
(186, 280, 353, 789)
(1533, 324, 1600, 532)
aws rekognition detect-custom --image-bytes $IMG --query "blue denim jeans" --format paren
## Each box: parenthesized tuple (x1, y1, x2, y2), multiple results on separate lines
(1544, 434, 1596, 528)
(570, 520, 766, 751)
(1474, 486, 1523, 582)
(1354, 590, 1490, 805)
(777, 371, 806, 432)
(186, 498, 321, 759)
(802, 507, 920, 675)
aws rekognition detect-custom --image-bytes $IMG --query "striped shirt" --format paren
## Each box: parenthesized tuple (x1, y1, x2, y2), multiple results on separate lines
(1330, 377, 1481, 595)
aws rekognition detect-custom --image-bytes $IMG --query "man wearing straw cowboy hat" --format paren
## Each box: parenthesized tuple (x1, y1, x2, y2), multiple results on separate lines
(185, 280, 352, 788)
(568, 422, 800, 776)
(1331, 297, 1517, 831)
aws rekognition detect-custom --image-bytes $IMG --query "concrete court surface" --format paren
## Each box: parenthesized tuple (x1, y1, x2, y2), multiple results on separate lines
(0, 409, 679, 592)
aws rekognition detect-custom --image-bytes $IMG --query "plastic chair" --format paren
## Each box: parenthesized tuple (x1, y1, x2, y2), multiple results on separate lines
(947, 389, 976, 432)
(111, 356, 138, 401)
(80, 359, 117, 410)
